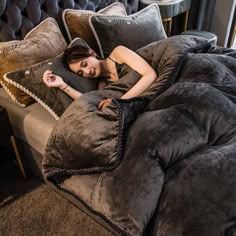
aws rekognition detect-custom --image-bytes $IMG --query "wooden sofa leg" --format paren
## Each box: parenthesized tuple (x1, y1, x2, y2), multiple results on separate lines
(10, 136, 27, 178)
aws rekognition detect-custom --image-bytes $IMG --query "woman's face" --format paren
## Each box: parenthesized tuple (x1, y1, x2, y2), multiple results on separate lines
(69, 56, 101, 79)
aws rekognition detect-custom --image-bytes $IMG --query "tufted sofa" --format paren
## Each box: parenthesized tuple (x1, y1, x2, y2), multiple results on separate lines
(0, 0, 138, 42)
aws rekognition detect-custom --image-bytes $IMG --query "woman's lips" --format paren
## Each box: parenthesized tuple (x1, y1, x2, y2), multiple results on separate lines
(88, 69, 96, 78)
(92, 69, 96, 77)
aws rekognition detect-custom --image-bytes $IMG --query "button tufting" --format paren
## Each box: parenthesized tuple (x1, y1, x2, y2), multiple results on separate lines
(0, 0, 138, 42)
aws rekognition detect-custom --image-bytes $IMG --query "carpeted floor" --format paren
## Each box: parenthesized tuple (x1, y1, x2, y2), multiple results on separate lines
(0, 148, 113, 236)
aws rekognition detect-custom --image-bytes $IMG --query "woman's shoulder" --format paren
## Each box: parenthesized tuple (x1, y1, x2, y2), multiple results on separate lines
(111, 45, 128, 55)
(109, 46, 129, 65)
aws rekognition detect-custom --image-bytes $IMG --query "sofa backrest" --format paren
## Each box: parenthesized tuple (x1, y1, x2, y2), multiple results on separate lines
(0, 0, 139, 42)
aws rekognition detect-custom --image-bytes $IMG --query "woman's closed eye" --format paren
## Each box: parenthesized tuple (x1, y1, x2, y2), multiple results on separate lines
(81, 60, 87, 67)
(77, 60, 87, 76)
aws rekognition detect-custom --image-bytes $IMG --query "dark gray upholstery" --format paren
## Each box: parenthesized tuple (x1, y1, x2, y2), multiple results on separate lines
(43, 36, 236, 235)
(0, 0, 138, 42)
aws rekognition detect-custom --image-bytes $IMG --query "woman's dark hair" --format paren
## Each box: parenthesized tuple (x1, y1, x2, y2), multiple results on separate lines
(63, 45, 97, 69)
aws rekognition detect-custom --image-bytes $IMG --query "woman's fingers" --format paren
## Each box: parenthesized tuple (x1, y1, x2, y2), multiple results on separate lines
(98, 98, 112, 110)
(42, 71, 65, 88)
(43, 70, 57, 87)
(43, 70, 51, 77)
(98, 100, 106, 110)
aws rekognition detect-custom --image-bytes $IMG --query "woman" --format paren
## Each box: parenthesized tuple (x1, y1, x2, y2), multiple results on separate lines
(43, 45, 157, 110)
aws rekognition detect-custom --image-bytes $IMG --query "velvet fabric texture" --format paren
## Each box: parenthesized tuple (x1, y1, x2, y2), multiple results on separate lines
(4, 38, 97, 120)
(62, 2, 127, 55)
(43, 36, 236, 235)
(0, 18, 67, 107)
(43, 68, 142, 174)
(89, 3, 167, 57)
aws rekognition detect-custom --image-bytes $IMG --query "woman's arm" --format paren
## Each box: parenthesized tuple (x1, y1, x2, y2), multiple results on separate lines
(61, 84, 82, 100)
(43, 70, 82, 100)
(110, 45, 158, 99)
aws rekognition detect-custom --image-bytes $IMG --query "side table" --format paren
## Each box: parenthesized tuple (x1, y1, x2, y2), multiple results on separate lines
(139, 0, 192, 36)
(0, 106, 26, 178)
(181, 30, 218, 44)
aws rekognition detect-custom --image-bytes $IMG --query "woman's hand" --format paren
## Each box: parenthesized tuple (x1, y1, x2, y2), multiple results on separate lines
(98, 98, 112, 111)
(43, 70, 67, 89)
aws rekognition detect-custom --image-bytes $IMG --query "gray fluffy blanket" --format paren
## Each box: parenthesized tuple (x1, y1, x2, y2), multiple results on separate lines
(43, 36, 236, 236)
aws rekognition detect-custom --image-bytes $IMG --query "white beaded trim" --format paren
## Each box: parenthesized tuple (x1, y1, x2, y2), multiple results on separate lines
(0, 79, 26, 108)
(3, 73, 59, 120)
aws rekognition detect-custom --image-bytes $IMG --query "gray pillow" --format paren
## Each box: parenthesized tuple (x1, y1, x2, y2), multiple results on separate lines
(89, 3, 167, 57)
(4, 38, 97, 120)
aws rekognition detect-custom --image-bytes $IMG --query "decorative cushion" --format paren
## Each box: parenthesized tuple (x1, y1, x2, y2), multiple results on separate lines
(4, 38, 97, 120)
(62, 2, 127, 55)
(97, 2, 127, 15)
(89, 3, 167, 57)
(0, 17, 67, 107)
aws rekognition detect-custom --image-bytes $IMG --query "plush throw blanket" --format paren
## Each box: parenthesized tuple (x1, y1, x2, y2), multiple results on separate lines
(43, 36, 236, 236)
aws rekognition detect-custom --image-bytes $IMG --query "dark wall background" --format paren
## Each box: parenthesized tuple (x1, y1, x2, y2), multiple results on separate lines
(188, 0, 216, 30)
(172, 0, 216, 35)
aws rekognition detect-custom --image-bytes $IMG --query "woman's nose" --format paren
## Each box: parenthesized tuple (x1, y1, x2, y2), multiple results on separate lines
(83, 68, 91, 77)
